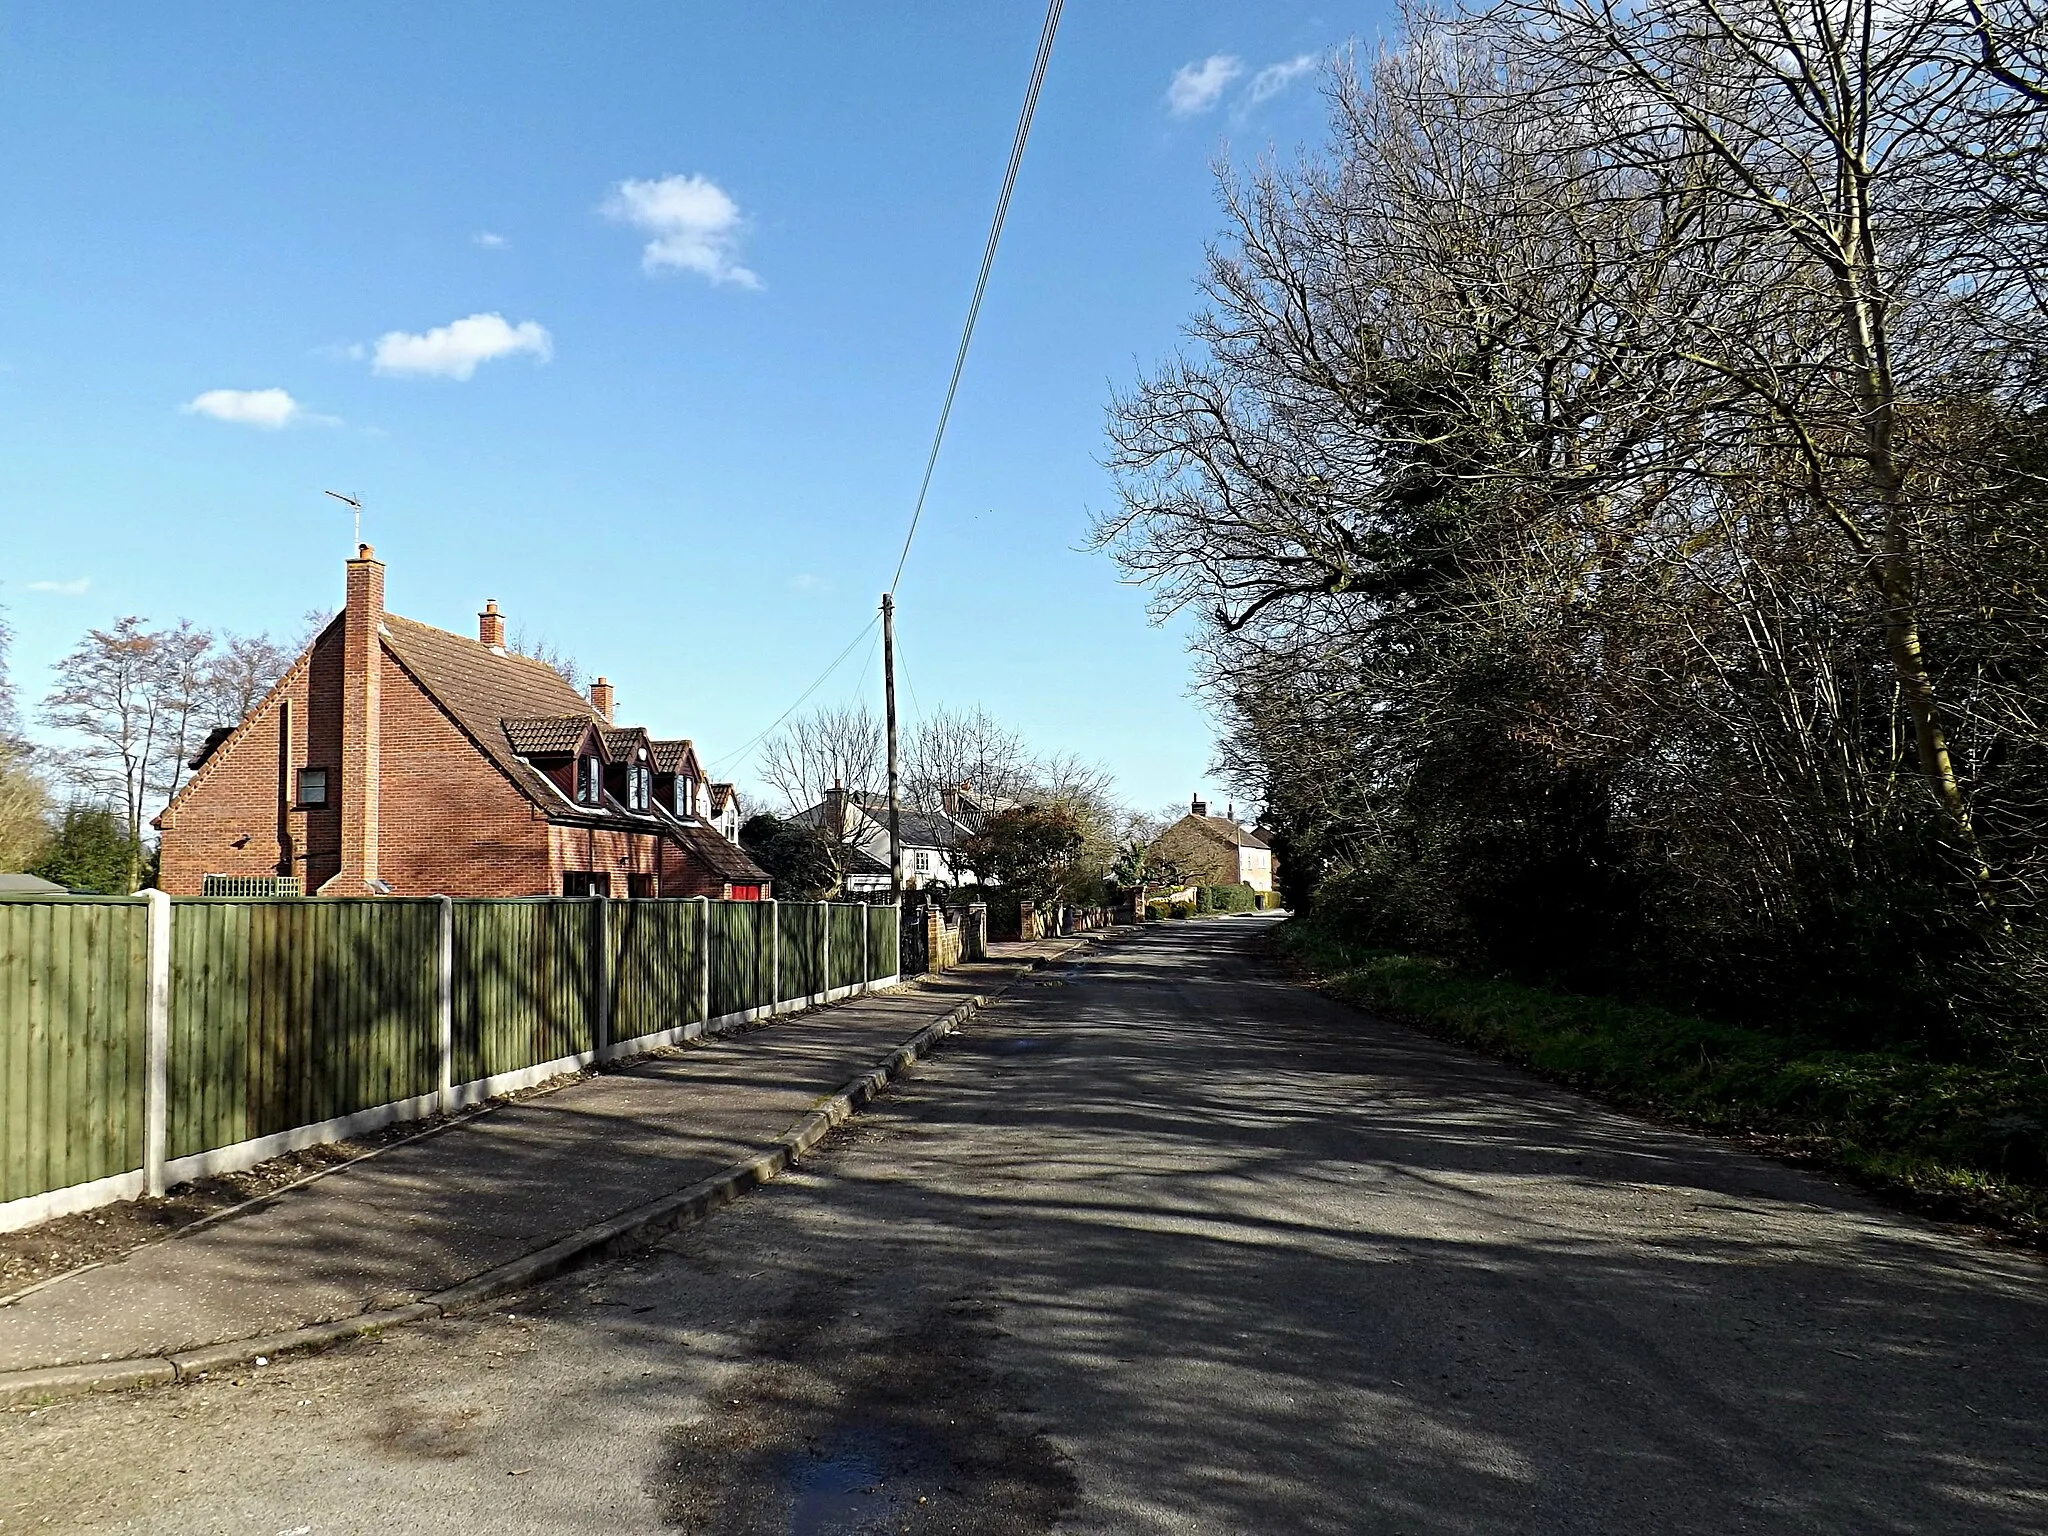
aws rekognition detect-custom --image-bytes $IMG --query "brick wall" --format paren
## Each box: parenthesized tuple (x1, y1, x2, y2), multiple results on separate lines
(553, 822, 662, 896)
(158, 623, 351, 896)
(375, 649, 553, 895)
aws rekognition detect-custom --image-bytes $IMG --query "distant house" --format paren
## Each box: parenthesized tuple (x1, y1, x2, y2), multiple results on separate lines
(707, 782, 743, 843)
(0, 873, 71, 895)
(789, 788, 976, 894)
(1148, 795, 1275, 893)
(155, 546, 772, 900)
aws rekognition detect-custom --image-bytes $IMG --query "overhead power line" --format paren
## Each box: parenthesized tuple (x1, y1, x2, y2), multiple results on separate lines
(706, 615, 880, 774)
(888, 0, 1064, 595)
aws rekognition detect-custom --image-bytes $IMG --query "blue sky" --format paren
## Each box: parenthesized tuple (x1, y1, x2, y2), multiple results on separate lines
(0, 4, 1369, 817)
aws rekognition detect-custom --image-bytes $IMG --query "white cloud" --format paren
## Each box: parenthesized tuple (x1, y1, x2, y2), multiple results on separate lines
(182, 387, 305, 428)
(604, 173, 761, 287)
(27, 578, 89, 596)
(473, 231, 507, 249)
(1167, 54, 1242, 116)
(1246, 53, 1318, 106)
(788, 572, 825, 592)
(370, 313, 553, 380)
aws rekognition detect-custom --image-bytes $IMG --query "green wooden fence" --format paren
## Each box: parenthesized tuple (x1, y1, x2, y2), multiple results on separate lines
(169, 898, 440, 1159)
(611, 899, 707, 1044)
(867, 904, 899, 982)
(0, 897, 149, 1204)
(452, 899, 598, 1082)
(1, 895, 903, 1221)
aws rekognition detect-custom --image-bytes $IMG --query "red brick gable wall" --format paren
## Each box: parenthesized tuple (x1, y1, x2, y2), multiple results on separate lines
(373, 647, 552, 895)
(156, 635, 326, 896)
(159, 632, 557, 896)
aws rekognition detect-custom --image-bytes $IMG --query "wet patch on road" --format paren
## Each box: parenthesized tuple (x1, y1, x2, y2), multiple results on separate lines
(654, 1281, 1075, 1534)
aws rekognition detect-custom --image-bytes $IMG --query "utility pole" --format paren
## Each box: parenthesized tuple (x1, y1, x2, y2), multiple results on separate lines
(882, 592, 902, 901)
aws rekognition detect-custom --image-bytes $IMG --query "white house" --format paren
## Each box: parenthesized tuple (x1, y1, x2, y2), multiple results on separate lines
(790, 788, 977, 894)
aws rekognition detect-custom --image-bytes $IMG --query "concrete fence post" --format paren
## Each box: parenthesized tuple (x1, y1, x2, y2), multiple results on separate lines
(142, 890, 172, 1198)
(861, 901, 870, 990)
(770, 899, 781, 1012)
(821, 901, 832, 1000)
(697, 896, 712, 1023)
(437, 896, 455, 1113)
(593, 895, 612, 1060)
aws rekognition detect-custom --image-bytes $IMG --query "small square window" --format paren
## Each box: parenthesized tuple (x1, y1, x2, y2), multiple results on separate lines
(298, 768, 328, 807)
(914, 849, 932, 874)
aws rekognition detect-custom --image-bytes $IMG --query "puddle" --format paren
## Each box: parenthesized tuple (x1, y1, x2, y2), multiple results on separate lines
(780, 1424, 939, 1534)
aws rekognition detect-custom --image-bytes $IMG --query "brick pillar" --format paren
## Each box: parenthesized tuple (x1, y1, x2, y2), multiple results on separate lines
(337, 544, 384, 893)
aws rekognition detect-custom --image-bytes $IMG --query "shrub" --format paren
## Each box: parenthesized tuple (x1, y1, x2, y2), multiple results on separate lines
(1198, 884, 1257, 914)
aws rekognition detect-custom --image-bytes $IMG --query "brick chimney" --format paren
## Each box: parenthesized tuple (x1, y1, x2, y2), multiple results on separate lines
(1191, 794, 1207, 818)
(590, 677, 614, 723)
(823, 783, 847, 838)
(337, 544, 384, 892)
(478, 599, 505, 650)
(941, 782, 964, 818)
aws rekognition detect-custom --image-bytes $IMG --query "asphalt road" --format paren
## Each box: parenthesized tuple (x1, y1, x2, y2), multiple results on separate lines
(3, 917, 2043, 1534)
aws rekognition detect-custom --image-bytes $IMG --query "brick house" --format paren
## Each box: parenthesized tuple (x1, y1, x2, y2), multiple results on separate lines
(1147, 795, 1275, 893)
(154, 546, 772, 899)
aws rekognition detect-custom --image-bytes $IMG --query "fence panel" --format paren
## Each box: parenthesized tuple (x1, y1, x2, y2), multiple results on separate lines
(452, 900, 597, 1081)
(0, 897, 148, 1203)
(709, 900, 771, 1018)
(867, 904, 899, 981)
(828, 904, 865, 992)
(611, 899, 707, 1042)
(781, 902, 826, 1001)
(169, 899, 439, 1157)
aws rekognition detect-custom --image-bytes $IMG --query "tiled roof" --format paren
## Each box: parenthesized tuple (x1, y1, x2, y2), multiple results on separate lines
(380, 616, 606, 817)
(599, 725, 650, 760)
(502, 716, 594, 755)
(648, 739, 697, 775)
(1187, 814, 1271, 850)
(793, 795, 967, 851)
(670, 819, 772, 884)
(708, 782, 737, 815)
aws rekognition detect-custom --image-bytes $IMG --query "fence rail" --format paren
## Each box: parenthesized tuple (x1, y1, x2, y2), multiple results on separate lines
(0, 894, 900, 1230)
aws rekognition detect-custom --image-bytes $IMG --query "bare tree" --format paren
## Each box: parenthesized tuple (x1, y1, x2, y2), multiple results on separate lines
(508, 624, 584, 690)
(146, 620, 218, 808)
(203, 631, 294, 726)
(903, 706, 1034, 821)
(1098, 10, 2048, 1042)
(43, 618, 172, 890)
(758, 703, 886, 816)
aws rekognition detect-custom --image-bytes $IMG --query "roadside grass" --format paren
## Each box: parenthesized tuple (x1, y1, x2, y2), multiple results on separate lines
(1281, 922, 2048, 1245)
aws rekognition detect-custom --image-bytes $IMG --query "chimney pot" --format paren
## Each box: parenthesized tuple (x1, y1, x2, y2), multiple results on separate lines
(590, 676, 614, 723)
(478, 599, 505, 649)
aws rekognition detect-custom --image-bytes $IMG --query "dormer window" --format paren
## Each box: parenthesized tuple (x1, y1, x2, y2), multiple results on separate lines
(628, 762, 652, 812)
(576, 755, 601, 806)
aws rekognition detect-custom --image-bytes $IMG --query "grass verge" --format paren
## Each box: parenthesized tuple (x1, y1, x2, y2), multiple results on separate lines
(1281, 922, 2048, 1246)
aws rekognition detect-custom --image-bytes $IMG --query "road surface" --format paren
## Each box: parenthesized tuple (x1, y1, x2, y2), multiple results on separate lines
(3, 917, 2042, 1533)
